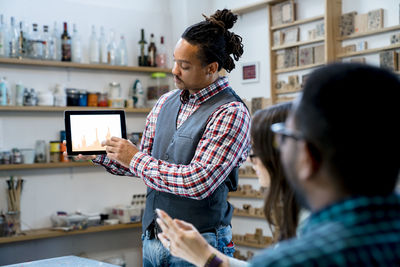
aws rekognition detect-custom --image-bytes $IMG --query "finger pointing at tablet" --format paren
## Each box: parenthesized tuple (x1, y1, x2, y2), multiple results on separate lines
(102, 137, 139, 168)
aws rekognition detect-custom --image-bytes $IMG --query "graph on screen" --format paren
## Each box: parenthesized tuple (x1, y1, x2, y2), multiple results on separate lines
(70, 114, 122, 152)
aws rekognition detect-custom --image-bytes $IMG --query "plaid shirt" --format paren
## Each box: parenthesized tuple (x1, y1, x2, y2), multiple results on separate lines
(250, 193, 400, 266)
(93, 76, 251, 200)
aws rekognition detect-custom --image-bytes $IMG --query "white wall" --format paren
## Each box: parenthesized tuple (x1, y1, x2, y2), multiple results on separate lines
(0, 0, 173, 266)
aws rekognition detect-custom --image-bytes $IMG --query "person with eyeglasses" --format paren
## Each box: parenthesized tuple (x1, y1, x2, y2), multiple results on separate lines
(155, 62, 400, 266)
(156, 102, 302, 267)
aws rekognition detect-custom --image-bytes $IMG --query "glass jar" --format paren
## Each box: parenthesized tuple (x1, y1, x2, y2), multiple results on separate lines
(49, 141, 60, 163)
(108, 82, 124, 108)
(147, 72, 169, 107)
(78, 90, 88, 106)
(35, 140, 47, 163)
(66, 88, 80, 106)
(108, 82, 122, 99)
(98, 93, 108, 107)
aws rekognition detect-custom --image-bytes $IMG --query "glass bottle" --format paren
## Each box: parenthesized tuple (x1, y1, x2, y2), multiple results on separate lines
(61, 22, 71, 61)
(8, 17, 18, 58)
(50, 22, 61, 61)
(0, 76, 9, 106)
(89, 25, 99, 63)
(42, 25, 51, 60)
(156, 36, 167, 68)
(107, 29, 117, 65)
(71, 23, 82, 63)
(30, 23, 43, 59)
(99, 26, 107, 64)
(0, 14, 8, 57)
(17, 21, 28, 59)
(138, 29, 147, 66)
(147, 33, 156, 67)
(117, 34, 128, 66)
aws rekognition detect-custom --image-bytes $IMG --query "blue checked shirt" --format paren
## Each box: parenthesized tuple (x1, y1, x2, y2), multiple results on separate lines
(250, 193, 400, 266)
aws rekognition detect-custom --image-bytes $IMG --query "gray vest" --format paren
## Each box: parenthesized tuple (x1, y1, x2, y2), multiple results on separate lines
(142, 87, 243, 233)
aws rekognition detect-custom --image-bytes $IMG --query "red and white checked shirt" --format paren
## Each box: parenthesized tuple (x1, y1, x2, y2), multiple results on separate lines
(93, 76, 251, 200)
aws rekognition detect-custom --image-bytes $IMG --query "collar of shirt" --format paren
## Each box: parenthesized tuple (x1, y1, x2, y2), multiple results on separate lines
(179, 76, 229, 104)
(301, 193, 400, 235)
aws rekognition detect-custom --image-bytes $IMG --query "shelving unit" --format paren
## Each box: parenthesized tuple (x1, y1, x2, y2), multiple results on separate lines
(338, 43, 400, 58)
(267, 0, 341, 104)
(233, 213, 265, 219)
(339, 25, 400, 41)
(0, 161, 94, 171)
(0, 222, 141, 244)
(234, 240, 270, 249)
(228, 192, 264, 199)
(0, 105, 152, 113)
(0, 58, 172, 74)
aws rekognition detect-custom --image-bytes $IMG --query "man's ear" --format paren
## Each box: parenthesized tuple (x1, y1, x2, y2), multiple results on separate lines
(296, 141, 321, 182)
(207, 62, 219, 75)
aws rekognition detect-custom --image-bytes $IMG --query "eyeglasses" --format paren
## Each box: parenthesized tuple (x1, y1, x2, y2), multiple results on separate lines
(270, 122, 304, 149)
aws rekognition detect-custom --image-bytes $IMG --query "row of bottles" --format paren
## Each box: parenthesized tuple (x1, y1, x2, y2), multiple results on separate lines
(138, 28, 167, 67)
(0, 15, 168, 68)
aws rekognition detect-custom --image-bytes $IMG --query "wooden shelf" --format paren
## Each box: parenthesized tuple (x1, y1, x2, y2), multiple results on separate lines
(232, 0, 269, 15)
(239, 174, 258, 179)
(0, 105, 152, 113)
(339, 25, 400, 41)
(234, 240, 270, 249)
(0, 161, 95, 171)
(275, 62, 325, 74)
(0, 57, 172, 73)
(228, 192, 264, 199)
(337, 43, 400, 58)
(0, 222, 141, 244)
(272, 38, 324, 50)
(271, 15, 324, 31)
(233, 213, 265, 219)
(275, 88, 301, 95)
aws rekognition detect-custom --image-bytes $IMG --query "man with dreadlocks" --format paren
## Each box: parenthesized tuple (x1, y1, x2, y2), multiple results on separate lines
(90, 9, 250, 266)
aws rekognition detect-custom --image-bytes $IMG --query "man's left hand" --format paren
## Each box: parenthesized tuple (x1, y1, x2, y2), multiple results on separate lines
(102, 137, 139, 168)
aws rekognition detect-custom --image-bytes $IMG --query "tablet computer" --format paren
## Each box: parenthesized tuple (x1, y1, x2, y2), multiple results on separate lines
(64, 110, 127, 155)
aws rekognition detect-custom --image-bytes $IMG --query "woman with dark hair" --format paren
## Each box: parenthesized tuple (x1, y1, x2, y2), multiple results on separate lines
(156, 102, 302, 266)
(250, 102, 300, 242)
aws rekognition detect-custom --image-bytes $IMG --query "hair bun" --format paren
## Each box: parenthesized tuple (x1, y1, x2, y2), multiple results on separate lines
(210, 9, 238, 30)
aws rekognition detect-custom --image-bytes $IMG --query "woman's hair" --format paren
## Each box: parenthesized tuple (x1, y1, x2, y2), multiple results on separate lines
(251, 102, 301, 242)
(181, 9, 244, 73)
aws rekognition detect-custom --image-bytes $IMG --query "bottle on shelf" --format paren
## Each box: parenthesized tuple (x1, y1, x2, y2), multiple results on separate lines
(156, 36, 167, 68)
(0, 77, 9, 106)
(99, 26, 107, 64)
(50, 22, 61, 61)
(30, 23, 43, 59)
(117, 34, 128, 66)
(15, 81, 24, 106)
(138, 29, 147, 66)
(71, 23, 82, 63)
(18, 21, 28, 59)
(42, 25, 51, 60)
(8, 16, 19, 58)
(107, 29, 117, 65)
(0, 14, 8, 57)
(148, 33, 157, 67)
(89, 25, 99, 64)
(61, 22, 71, 62)
(132, 79, 145, 108)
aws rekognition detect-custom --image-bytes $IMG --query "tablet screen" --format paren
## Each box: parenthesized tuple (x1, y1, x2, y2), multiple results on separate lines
(64, 110, 127, 155)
